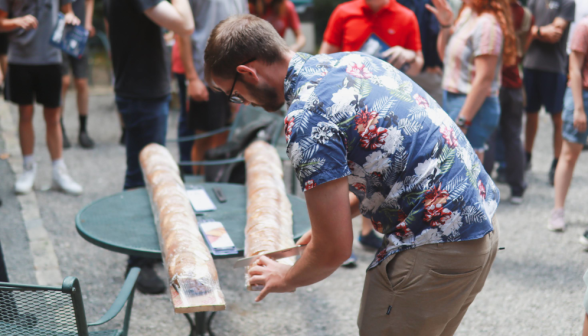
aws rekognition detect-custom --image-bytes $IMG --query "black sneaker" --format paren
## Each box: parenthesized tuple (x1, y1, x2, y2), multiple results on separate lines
(583, 143, 588, 151)
(358, 230, 383, 251)
(127, 263, 166, 295)
(78, 131, 95, 149)
(62, 129, 71, 149)
(341, 252, 357, 268)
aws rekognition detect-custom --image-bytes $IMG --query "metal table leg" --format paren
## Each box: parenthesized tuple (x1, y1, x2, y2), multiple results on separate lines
(184, 312, 217, 336)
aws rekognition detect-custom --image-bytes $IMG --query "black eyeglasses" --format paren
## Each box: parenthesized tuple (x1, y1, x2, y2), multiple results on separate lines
(228, 58, 256, 104)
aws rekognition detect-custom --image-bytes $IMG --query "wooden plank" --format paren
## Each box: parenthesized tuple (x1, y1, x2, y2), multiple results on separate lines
(139, 143, 226, 313)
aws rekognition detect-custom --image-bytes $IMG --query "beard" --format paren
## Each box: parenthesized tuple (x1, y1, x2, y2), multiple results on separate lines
(242, 80, 284, 112)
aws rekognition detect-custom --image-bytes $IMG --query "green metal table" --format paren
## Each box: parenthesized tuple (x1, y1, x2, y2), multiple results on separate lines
(75, 182, 310, 336)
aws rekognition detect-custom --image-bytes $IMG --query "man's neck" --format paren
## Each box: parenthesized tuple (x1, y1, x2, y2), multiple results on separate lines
(367, 0, 389, 13)
(262, 50, 296, 97)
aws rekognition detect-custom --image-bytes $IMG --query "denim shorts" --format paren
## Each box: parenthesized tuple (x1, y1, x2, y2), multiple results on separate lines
(443, 91, 501, 151)
(562, 87, 588, 145)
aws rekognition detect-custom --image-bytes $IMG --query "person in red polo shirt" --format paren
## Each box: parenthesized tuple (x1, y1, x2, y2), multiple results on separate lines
(319, 0, 424, 77)
(319, 0, 424, 266)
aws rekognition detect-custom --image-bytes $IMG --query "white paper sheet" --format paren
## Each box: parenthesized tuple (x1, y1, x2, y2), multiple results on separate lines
(186, 189, 217, 212)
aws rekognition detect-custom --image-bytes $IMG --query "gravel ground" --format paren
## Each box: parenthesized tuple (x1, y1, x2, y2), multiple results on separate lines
(1, 90, 588, 335)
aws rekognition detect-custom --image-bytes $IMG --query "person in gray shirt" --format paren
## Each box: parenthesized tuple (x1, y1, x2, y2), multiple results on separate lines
(0, 0, 84, 196)
(522, 0, 575, 187)
(177, 0, 248, 175)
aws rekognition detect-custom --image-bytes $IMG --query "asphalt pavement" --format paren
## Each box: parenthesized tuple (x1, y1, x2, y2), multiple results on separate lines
(1, 90, 588, 335)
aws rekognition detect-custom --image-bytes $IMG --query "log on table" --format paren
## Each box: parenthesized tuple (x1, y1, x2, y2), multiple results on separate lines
(139, 143, 225, 313)
(244, 141, 295, 290)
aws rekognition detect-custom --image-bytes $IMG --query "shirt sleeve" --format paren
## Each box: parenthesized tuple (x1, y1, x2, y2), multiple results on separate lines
(404, 14, 422, 51)
(322, 5, 345, 49)
(59, 0, 74, 7)
(286, 1, 301, 32)
(571, 19, 588, 54)
(286, 111, 351, 192)
(133, 0, 164, 12)
(472, 15, 504, 57)
(558, 0, 575, 23)
(0, 0, 9, 14)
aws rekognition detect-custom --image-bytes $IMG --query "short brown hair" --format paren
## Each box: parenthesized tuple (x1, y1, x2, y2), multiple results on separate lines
(204, 15, 290, 85)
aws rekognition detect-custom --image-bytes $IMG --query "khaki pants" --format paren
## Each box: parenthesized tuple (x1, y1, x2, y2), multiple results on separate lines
(358, 218, 500, 336)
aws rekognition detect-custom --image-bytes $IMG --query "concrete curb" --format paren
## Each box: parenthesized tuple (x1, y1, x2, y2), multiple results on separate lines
(0, 101, 63, 286)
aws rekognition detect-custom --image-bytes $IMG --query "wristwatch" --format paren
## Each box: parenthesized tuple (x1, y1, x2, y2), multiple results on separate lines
(456, 116, 471, 129)
(537, 26, 542, 37)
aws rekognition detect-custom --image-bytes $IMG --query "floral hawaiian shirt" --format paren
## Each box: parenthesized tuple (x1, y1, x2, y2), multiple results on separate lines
(284, 52, 500, 269)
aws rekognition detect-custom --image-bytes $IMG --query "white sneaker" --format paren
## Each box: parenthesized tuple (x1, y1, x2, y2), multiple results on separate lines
(547, 208, 565, 232)
(15, 162, 37, 194)
(52, 163, 83, 195)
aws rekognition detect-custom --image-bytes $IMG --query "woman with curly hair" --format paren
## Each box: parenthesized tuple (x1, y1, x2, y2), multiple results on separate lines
(428, 0, 516, 162)
(249, 0, 306, 51)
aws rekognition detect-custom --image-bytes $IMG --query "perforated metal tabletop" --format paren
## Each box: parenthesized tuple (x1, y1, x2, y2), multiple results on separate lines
(75, 183, 310, 259)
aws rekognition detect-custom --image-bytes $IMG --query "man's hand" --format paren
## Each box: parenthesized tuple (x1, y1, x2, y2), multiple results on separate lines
(382, 46, 416, 70)
(574, 108, 587, 133)
(425, 0, 453, 27)
(14, 15, 38, 30)
(248, 256, 296, 302)
(538, 25, 563, 43)
(85, 23, 95, 37)
(64, 12, 81, 26)
(188, 78, 209, 102)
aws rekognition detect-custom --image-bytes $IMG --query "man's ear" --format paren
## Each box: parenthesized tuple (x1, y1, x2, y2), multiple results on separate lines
(236, 65, 259, 84)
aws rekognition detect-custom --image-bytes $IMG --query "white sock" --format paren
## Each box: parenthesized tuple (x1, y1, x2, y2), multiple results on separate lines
(23, 155, 35, 169)
(52, 158, 65, 170)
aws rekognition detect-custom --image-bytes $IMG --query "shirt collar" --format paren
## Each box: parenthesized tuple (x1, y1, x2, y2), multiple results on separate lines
(284, 52, 310, 106)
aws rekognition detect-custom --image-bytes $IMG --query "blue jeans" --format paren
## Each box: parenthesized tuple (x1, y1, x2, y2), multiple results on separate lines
(174, 73, 193, 174)
(443, 91, 501, 151)
(116, 95, 170, 190)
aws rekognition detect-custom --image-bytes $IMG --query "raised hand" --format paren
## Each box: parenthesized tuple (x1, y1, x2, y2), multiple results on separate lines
(425, 0, 454, 27)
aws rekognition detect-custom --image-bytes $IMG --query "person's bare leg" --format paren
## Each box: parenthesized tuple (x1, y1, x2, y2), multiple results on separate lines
(44, 107, 63, 161)
(554, 140, 583, 209)
(552, 112, 563, 159)
(583, 313, 588, 336)
(476, 150, 484, 163)
(524, 112, 539, 154)
(0, 55, 7, 85)
(210, 130, 229, 149)
(19, 105, 35, 156)
(361, 216, 372, 236)
(74, 78, 89, 117)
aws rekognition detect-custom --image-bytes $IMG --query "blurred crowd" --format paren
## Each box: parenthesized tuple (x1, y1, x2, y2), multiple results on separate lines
(0, 0, 587, 303)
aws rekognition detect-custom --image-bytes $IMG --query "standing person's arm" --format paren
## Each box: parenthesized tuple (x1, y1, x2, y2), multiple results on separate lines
(380, 14, 423, 76)
(143, 0, 195, 36)
(178, 33, 209, 102)
(85, 0, 95, 37)
(318, 41, 340, 54)
(60, 3, 81, 25)
(286, 1, 305, 52)
(0, 10, 37, 32)
(531, 0, 575, 44)
(426, 0, 455, 60)
(455, 55, 498, 132)
(248, 177, 354, 300)
(569, 50, 587, 133)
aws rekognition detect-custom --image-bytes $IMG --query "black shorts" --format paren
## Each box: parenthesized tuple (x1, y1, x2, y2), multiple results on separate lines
(61, 52, 89, 79)
(188, 88, 231, 131)
(0, 33, 8, 55)
(6, 64, 62, 108)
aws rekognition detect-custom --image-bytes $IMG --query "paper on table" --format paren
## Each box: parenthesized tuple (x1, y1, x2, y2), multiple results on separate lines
(199, 221, 236, 250)
(186, 189, 217, 212)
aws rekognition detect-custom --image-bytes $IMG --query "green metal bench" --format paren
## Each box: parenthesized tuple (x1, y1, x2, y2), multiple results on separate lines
(0, 267, 140, 336)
